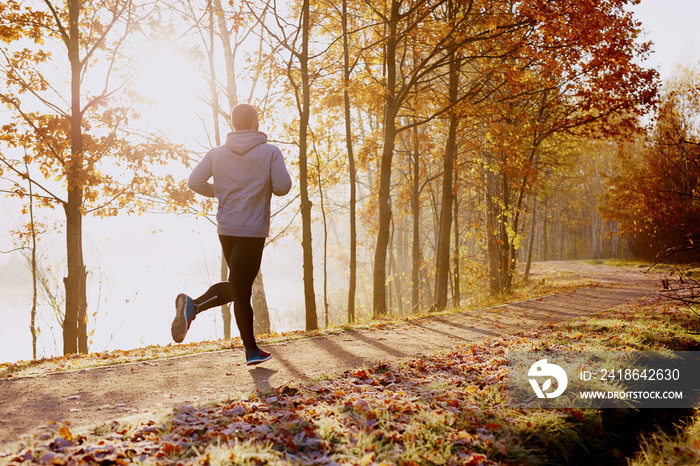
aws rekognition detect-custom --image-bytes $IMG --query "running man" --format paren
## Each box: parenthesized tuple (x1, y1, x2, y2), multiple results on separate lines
(171, 103, 292, 366)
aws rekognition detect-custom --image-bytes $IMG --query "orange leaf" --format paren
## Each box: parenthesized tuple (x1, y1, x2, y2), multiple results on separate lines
(58, 426, 74, 442)
(464, 453, 488, 466)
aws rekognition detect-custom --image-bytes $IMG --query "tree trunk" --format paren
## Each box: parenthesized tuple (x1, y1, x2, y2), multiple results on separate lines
(500, 170, 514, 294)
(213, 0, 238, 112)
(433, 49, 460, 312)
(64, 0, 88, 355)
(542, 198, 549, 261)
(485, 168, 512, 295)
(317, 150, 329, 327)
(389, 225, 403, 315)
(221, 257, 232, 339)
(373, 121, 396, 317)
(523, 189, 538, 281)
(411, 124, 421, 314)
(372, 0, 399, 317)
(593, 159, 601, 258)
(28, 164, 38, 360)
(398, 220, 410, 312)
(452, 176, 460, 308)
(342, 0, 357, 324)
(252, 272, 270, 335)
(299, 0, 318, 330)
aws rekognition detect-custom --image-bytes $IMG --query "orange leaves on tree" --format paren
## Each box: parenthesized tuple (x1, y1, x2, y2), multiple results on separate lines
(601, 66, 700, 261)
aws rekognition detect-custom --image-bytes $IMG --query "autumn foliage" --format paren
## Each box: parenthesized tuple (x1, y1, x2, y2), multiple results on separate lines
(602, 65, 700, 262)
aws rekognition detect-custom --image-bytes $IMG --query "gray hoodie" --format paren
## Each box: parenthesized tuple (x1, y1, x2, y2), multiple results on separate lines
(188, 130, 292, 237)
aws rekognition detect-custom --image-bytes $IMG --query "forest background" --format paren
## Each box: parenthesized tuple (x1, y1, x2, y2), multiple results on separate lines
(0, 0, 698, 363)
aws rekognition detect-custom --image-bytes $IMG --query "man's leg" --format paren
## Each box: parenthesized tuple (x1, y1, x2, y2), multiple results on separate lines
(190, 236, 237, 312)
(172, 235, 269, 364)
(227, 236, 265, 351)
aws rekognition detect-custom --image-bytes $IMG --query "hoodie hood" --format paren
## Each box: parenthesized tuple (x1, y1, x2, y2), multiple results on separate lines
(225, 130, 268, 155)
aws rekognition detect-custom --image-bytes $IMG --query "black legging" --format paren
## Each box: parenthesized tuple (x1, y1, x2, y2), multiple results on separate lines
(193, 236, 266, 350)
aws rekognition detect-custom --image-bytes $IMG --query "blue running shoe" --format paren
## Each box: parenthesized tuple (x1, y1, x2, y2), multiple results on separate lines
(171, 293, 195, 343)
(246, 347, 272, 366)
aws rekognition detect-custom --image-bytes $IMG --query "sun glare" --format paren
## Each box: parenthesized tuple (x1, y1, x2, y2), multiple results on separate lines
(136, 47, 201, 124)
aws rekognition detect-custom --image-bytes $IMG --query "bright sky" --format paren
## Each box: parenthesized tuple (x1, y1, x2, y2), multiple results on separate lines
(631, 0, 700, 80)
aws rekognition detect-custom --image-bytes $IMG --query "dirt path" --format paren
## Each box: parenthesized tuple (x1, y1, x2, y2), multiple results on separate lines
(0, 262, 662, 445)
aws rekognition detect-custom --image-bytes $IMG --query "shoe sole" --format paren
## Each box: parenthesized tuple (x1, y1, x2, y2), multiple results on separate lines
(246, 354, 272, 366)
(171, 294, 188, 343)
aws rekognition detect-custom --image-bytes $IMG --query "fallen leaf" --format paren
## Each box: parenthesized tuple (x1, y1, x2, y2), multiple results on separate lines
(58, 426, 74, 442)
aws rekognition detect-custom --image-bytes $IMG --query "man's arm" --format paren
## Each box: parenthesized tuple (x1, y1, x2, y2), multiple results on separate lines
(271, 149, 292, 196)
(188, 152, 216, 197)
